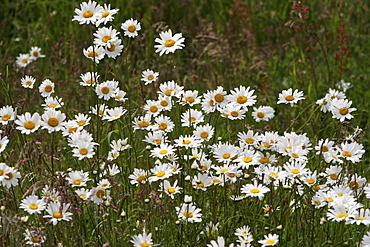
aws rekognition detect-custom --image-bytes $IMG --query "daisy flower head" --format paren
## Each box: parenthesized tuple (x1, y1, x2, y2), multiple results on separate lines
(157, 94, 173, 111)
(150, 143, 175, 159)
(174, 135, 201, 149)
(83, 45, 105, 64)
(114, 89, 128, 102)
(72, 0, 103, 25)
(326, 202, 358, 223)
(141, 69, 159, 85)
(39, 79, 55, 97)
(21, 75, 36, 89)
(144, 99, 163, 117)
(338, 141, 365, 163)
(220, 103, 247, 120)
(104, 39, 124, 59)
(154, 29, 185, 56)
(252, 106, 275, 122)
(121, 18, 141, 38)
(193, 124, 214, 142)
(42, 96, 64, 110)
(20, 195, 47, 215)
(0, 135, 9, 154)
(226, 86, 257, 109)
(40, 109, 66, 133)
(241, 180, 270, 200)
(144, 131, 167, 146)
(93, 26, 120, 48)
(179, 90, 201, 106)
(132, 114, 152, 131)
(258, 234, 279, 246)
(1, 166, 21, 188)
(24, 228, 46, 246)
(90, 103, 108, 117)
(129, 168, 149, 186)
(207, 236, 227, 247)
(102, 106, 127, 122)
(66, 170, 90, 187)
(330, 98, 356, 122)
(80, 72, 99, 86)
(95, 3, 119, 26)
(96, 80, 119, 100)
(29, 46, 45, 60)
(90, 186, 111, 205)
(192, 173, 213, 190)
(16, 53, 32, 68)
(75, 188, 92, 200)
(181, 108, 204, 127)
(15, 112, 41, 135)
(176, 202, 202, 223)
(159, 180, 182, 199)
(277, 88, 305, 106)
(158, 80, 184, 98)
(152, 115, 175, 133)
(43, 201, 73, 225)
(0, 105, 16, 125)
(361, 231, 370, 247)
(148, 162, 174, 182)
(130, 232, 153, 247)
(72, 140, 96, 160)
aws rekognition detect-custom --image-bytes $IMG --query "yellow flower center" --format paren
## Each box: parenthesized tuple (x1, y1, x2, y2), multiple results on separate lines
(291, 153, 299, 159)
(159, 123, 167, 130)
(165, 39, 175, 47)
(339, 107, 349, 115)
(101, 87, 110, 94)
(83, 11, 94, 18)
(228, 173, 235, 177)
(231, 111, 239, 117)
(209, 99, 215, 106)
(197, 183, 204, 188)
(49, 104, 57, 108)
(324, 197, 333, 202)
(102, 36, 111, 43)
(107, 44, 116, 52)
(31, 236, 40, 243)
(33, 51, 39, 57)
(259, 157, 269, 164)
(266, 240, 275, 245)
(183, 212, 193, 218)
(349, 181, 359, 190)
(79, 148, 88, 155)
(201, 166, 208, 171)
(244, 157, 252, 163)
(159, 150, 168, 155)
(53, 212, 63, 219)
(149, 106, 158, 113)
(166, 188, 175, 193)
(250, 188, 260, 193)
(270, 172, 278, 178)
(342, 151, 351, 157)
(48, 118, 59, 127)
(291, 169, 300, 174)
(74, 179, 82, 185)
(200, 132, 209, 138)
(160, 100, 168, 107)
(2, 115, 11, 121)
(330, 174, 338, 180)
(96, 189, 105, 198)
(182, 140, 191, 145)
(357, 217, 365, 221)
(29, 204, 39, 210)
(79, 194, 87, 199)
(245, 138, 254, 144)
(337, 193, 344, 196)
(322, 146, 329, 152)
(138, 121, 149, 128)
(314, 200, 321, 206)
(257, 112, 265, 118)
(22, 59, 29, 64)
(148, 75, 154, 80)
(153, 139, 161, 145)
(307, 179, 315, 184)
(69, 127, 78, 133)
(220, 168, 228, 173)
(102, 11, 110, 18)
(140, 243, 151, 247)
(214, 93, 224, 102)
(128, 25, 136, 32)
(165, 89, 174, 96)
(213, 179, 221, 183)
(222, 153, 231, 159)
(138, 176, 146, 182)
(88, 51, 98, 57)
(26, 81, 33, 86)
(156, 171, 165, 177)
(237, 96, 247, 104)
(337, 213, 348, 218)
(185, 97, 195, 103)
(44, 85, 53, 92)
(24, 121, 35, 130)
(285, 95, 295, 101)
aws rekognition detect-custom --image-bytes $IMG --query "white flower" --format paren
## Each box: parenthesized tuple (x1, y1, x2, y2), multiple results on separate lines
(121, 18, 141, 38)
(141, 69, 159, 85)
(83, 45, 105, 64)
(72, 0, 104, 25)
(43, 202, 73, 225)
(21, 75, 36, 89)
(277, 88, 305, 106)
(154, 29, 185, 56)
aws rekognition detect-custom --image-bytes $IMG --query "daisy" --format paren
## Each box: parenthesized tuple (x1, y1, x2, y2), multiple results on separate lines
(226, 86, 257, 109)
(212, 143, 240, 164)
(179, 90, 201, 106)
(347, 208, 370, 226)
(110, 138, 130, 152)
(157, 95, 173, 111)
(326, 202, 358, 222)
(42, 96, 64, 110)
(90, 103, 108, 117)
(148, 162, 174, 182)
(15, 112, 41, 134)
(16, 53, 32, 67)
(144, 99, 163, 117)
(79, 72, 99, 86)
(252, 106, 275, 122)
(283, 160, 309, 179)
(174, 135, 201, 149)
(258, 234, 279, 246)
(0, 135, 9, 153)
(220, 104, 247, 120)
(237, 130, 260, 148)
(201, 91, 217, 113)
(234, 225, 252, 238)
(151, 115, 175, 133)
(72, 0, 103, 25)
(43, 202, 73, 225)
(132, 114, 152, 131)
(176, 202, 202, 223)
(20, 195, 47, 215)
(23, 228, 46, 246)
(75, 188, 92, 200)
(107, 150, 120, 161)
(207, 236, 228, 247)
(241, 180, 270, 200)
(93, 26, 120, 48)
(29, 46, 45, 60)
(38, 79, 55, 97)
(0, 163, 10, 182)
(102, 106, 127, 121)
(209, 86, 229, 110)
(0, 105, 16, 125)
(129, 168, 149, 186)
(72, 140, 96, 160)
(154, 29, 185, 56)
(96, 80, 119, 100)
(104, 39, 124, 59)
(158, 80, 184, 98)
(315, 138, 335, 155)
(40, 109, 66, 133)
(193, 124, 214, 142)
(361, 231, 370, 247)
(21, 75, 36, 89)
(130, 232, 153, 247)
(192, 173, 213, 190)
(234, 148, 261, 169)
(181, 108, 204, 127)
(141, 69, 159, 85)
(121, 18, 141, 38)
(257, 131, 280, 151)
(277, 88, 305, 106)
(323, 149, 344, 164)
(338, 141, 365, 163)
(90, 186, 111, 205)
(98, 178, 111, 189)
(83, 45, 105, 64)
(66, 170, 90, 187)
(95, 3, 119, 26)
(114, 89, 128, 102)
(159, 180, 182, 199)
(330, 98, 356, 122)
(62, 121, 80, 137)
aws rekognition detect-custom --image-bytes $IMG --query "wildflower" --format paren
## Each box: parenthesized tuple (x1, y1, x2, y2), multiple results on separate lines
(234, 225, 252, 238)
(0, 135, 9, 153)
(158, 80, 184, 98)
(130, 232, 153, 247)
(38, 79, 55, 97)
(121, 18, 141, 38)
(66, 170, 90, 187)
(277, 88, 305, 106)
(181, 108, 204, 127)
(347, 208, 370, 226)
(129, 168, 149, 186)
(159, 180, 182, 199)
(144, 131, 167, 146)
(220, 104, 247, 120)
(361, 231, 370, 247)
(109, 138, 130, 152)
(83, 45, 105, 64)
(72, 140, 96, 160)
(330, 98, 356, 122)
(338, 141, 365, 163)
(151, 115, 175, 133)
(62, 121, 82, 137)
(0, 163, 10, 182)
(337, 80, 352, 92)
(43, 202, 73, 225)
(157, 95, 173, 111)
(114, 89, 128, 102)
(80, 72, 99, 86)
(234, 149, 261, 169)
(16, 53, 32, 67)
(176, 202, 202, 223)
(148, 162, 174, 182)
(193, 124, 214, 142)
(29, 46, 45, 60)
(144, 99, 163, 117)
(21, 75, 36, 89)
(104, 39, 124, 58)
(179, 90, 201, 106)
(41, 109, 66, 133)
(141, 69, 159, 85)
(42, 96, 64, 110)
(201, 221, 220, 235)
(237, 130, 259, 148)
(24, 228, 46, 246)
(72, 0, 103, 25)
(96, 80, 119, 100)
(213, 143, 240, 164)
(258, 234, 279, 246)
(174, 135, 201, 149)
(326, 202, 358, 222)
(90, 186, 111, 205)
(192, 173, 213, 190)
(75, 188, 92, 200)
(41, 185, 60, 202)
(226, 86, 257, 109)
(102, 163, 121, 176)
(95, 3, 119, 26)
(15, 112, 41, 134)
(252, 106, 275, 122)
(132, 114, 152, 131)
(90, 104, 108, 117)
(20, 195, 47, 215)
(0, 105, 15, 125)
(93, 26, 120, 48)
(201, 91, 218, 113)
(315, 138, 335, 155)
(102, 106, 127, 121)
(241, 180, 270, 200)
(154, 29, 185, 56)
(207, 236, 229, 247)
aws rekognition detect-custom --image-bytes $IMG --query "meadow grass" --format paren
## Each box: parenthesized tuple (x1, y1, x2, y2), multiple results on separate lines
(0, 0, 369, 246)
